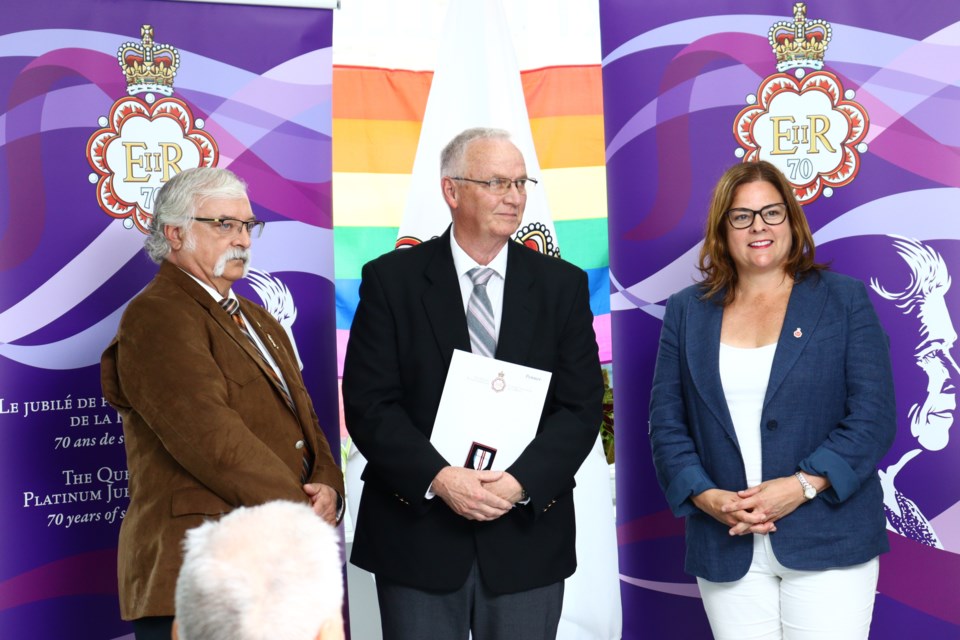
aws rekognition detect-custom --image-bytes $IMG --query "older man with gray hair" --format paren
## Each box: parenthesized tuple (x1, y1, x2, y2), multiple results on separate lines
(343, 128, 602, 639)
(173, 500, 345, 640)
(101, 167, 343, 640)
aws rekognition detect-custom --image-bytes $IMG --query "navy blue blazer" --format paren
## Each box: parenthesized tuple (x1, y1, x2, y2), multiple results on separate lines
(649, 270, 896, 582)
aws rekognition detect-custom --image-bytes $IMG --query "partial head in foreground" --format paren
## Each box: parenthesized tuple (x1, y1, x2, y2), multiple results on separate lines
(173, 500, 344, 640)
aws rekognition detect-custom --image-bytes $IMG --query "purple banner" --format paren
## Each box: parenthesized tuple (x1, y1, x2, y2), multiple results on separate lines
(600, 1, 960, 637)
(0, 1, 336, 637)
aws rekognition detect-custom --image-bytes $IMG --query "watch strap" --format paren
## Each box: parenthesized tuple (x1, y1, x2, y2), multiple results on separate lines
(795, 471, 816, 500)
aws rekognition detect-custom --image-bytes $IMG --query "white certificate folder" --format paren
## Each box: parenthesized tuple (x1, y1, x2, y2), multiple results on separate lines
(430, 349, 552, 471)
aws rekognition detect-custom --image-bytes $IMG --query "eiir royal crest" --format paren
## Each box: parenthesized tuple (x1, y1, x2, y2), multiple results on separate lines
(86, 26, 218, 233)
(733, 3, 869, 204)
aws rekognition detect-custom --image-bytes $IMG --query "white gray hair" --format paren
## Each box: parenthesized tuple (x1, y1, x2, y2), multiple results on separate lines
(174, 500, 343, 640)
(440, 127, 512, 177)
(144, 167, 248, 264)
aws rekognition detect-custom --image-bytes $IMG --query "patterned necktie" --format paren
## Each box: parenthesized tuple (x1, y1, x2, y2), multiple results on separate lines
(219, 298, 313, 482)
(466, 267, 497, 358)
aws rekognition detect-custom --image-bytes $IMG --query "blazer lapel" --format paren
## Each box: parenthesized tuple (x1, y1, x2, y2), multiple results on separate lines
(422, 229, 472, 371)
(496, 243, 536, 364)
(236, 299, 298, 405)
(685, 292, 738, 443)
(161, 263, 301, 419)
(239, 304, 321, 442)
(162, 263, 255, 360)
(765, 274, 829, 407)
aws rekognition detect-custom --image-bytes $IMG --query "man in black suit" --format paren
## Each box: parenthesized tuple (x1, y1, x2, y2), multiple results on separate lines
(342, 127, 602, 640)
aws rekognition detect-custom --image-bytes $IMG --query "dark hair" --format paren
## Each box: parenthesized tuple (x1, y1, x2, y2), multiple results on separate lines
(697, 160, 825, 304)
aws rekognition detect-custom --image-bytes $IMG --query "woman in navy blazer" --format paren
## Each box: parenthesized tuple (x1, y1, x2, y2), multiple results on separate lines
(649, 161, 895, 639)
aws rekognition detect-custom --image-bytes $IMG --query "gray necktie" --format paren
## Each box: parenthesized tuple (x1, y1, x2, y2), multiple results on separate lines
(466, 267, 497, 358)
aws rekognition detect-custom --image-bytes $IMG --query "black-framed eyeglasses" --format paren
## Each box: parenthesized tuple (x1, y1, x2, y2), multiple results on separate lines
(725, 203, 788, 229)
(192, 217, 265, 238)
(449, 176, 538, 195)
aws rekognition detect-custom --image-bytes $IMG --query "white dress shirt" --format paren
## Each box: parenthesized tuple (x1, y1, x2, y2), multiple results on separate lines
(450, 227, 508, 343)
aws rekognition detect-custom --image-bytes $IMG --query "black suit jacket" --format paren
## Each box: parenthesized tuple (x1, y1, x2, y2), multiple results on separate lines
(342, 228, 602, 594)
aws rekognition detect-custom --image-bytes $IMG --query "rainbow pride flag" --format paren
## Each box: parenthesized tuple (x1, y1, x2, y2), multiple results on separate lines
(332, 62, 609, 371)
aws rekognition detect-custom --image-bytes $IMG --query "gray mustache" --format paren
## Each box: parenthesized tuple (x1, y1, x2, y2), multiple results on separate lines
(224, 248, 250, 262)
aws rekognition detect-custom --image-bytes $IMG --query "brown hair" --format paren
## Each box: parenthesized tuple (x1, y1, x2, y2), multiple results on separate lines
(697, 160, 825, 304)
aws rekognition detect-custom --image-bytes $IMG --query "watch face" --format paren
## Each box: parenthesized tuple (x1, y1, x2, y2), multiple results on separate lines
(804, 486, 817, 500)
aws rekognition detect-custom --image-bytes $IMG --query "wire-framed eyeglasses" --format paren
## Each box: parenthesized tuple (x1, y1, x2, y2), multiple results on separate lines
(725, 203, 787, 229)
(192, 217, 265, 238)
(449, 176, 538, 195)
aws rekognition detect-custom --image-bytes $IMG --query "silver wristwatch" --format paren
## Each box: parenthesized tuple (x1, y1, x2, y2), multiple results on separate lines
(795, 471, 817, 500)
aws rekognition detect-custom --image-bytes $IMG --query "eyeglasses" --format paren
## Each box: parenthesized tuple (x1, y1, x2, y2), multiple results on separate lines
(192, 217, 265, 238)
(449, 176, 538, 195)
(725, 203, 787, 229)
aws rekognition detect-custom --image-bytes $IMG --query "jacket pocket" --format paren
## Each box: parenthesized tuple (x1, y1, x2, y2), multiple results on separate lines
(171, 487, 232, 517)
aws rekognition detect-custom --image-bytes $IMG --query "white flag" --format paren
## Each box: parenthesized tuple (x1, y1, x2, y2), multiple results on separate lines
(396, 0, 560, 257)
(396, 2, 621, 639)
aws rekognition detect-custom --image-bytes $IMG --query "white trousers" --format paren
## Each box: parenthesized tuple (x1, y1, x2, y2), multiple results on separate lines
(697, 534, 879, 640)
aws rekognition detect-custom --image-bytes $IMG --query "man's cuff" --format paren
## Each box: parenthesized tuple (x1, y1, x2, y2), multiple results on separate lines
(521, 485, 531, 504)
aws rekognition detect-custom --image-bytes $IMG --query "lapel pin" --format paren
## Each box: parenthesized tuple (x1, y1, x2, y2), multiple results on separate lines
(793, 327, 802, 338)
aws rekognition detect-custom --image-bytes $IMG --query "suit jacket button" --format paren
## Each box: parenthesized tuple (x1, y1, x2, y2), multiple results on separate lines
(295, 439, 305, 449)
(766, 420, 778, 430)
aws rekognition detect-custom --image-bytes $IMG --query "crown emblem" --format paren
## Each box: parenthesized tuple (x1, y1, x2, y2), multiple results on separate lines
(117, 25, 180, 97)
(768, 3, 832, 72)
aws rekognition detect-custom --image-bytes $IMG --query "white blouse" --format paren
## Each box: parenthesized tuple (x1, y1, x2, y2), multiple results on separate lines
(719, 342, 777, 488)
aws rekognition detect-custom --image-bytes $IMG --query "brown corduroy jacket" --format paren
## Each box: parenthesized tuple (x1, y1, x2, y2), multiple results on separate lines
(101, 261, 343, 620)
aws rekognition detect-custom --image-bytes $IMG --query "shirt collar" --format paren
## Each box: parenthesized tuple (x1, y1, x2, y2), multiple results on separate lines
(180, 268, 235, 304)
(449, 226, 509, 280)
